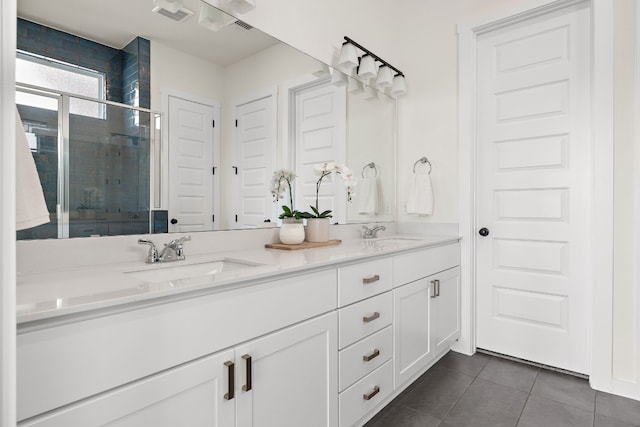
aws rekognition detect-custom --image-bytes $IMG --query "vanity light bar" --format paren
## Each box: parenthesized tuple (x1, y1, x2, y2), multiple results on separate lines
(343, 36, 405, 78)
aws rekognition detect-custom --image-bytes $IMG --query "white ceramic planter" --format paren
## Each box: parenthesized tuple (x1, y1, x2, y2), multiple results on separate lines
(279, 218, 305, 244)
(305, 217, 330, 242)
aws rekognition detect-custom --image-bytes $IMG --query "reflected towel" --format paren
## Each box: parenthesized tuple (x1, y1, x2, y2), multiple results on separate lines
(16, 108, 50, 231)
(406, 172, 434, 215)
(358, 175, 378, 215)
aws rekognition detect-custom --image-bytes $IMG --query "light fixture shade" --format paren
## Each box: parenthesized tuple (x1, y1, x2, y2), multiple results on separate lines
(376, 65, 393, 88)
(363, 84, 379, 101)
(198, 4, 236, 31)
(312, 64, 331, 78)
(338, 42, 359, 70)
(331, 69, 348, 87)
(153, 0, 184, 13)
(348, 77, 363, 94)
(391, 74, 407, 96)
(223, 0, 256, 14)
(357, 54, 377, 80)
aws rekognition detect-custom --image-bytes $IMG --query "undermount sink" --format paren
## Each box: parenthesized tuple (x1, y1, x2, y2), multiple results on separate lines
(125, 259, 261, 283)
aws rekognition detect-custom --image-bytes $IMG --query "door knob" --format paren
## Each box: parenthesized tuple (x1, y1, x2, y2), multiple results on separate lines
(170, 218, 178, 224)
(478, 227, 489, 236)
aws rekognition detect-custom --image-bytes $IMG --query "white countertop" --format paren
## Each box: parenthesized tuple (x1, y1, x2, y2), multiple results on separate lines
(16, 235, 460, 324)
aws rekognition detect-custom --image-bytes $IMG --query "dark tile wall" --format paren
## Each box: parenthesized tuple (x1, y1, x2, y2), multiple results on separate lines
(17, 20, 152, 239)
(17, 18, 123, 103)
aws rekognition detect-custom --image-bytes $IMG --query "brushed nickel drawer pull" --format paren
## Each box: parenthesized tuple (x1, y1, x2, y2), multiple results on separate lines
(363, 385, 380, 401)
(223, 361, 235, 400)
(435, 279, 441, 297)
(241, 354, 252, 392)
(430, 280, 437, 298)
(363, 312, 380, 323)
(363, 349, 380, 362)
(362, 274, 380, 285)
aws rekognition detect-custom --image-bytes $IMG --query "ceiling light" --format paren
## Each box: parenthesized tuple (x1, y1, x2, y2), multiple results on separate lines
(357, 54, 377, 80)
(198, 3, 236, 31)
(376, 65, 393, 88)
(338, 42, 358, 70)
(153, 0, 184, 14)
(223, 0, 256, 14)
(391, 74, 407, 96)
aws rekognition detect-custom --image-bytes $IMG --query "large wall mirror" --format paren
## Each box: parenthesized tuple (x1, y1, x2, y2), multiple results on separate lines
(16, 0, 396, 239)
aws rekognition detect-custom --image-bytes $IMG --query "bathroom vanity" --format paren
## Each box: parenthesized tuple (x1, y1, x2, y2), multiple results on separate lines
(16, 235, 460, 427)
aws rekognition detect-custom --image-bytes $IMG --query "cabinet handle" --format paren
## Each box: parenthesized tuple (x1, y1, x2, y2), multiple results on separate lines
(363, 349, 380, 362)
(431, 280, 437, 298)
(362, 274, 380, 285)
(223, 361, 235, 400)
(363, 385, 380, 401)
(363, 311, 380, 323)
(241, 354, 252, 392)
(435, 279, 441, 297)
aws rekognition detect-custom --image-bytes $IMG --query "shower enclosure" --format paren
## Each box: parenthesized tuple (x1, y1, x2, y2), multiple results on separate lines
(16, 84, 161, 240)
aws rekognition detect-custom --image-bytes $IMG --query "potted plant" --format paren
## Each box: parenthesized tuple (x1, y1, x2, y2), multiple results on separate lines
(271, 169, 305, 244)
(299, 162, 356, 242)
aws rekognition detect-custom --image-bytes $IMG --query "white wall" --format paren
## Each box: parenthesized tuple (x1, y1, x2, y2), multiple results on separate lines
(612, 0, 639, 391)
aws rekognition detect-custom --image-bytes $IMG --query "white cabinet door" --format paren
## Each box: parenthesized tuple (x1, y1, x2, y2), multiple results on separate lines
(236, 312, 338, 427)
(20, 349, 236, 427)
(393, 278, 434, 388)
(433, 267, 461, 356)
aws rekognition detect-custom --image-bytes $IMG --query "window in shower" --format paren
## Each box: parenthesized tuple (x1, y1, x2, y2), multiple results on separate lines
(16, 51, 106, 119)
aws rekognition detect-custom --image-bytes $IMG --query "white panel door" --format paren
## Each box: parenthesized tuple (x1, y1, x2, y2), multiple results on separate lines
(19, 349, 235, 427)
(476, 3, 591, 373)
(233, 95, 275, 228)
(236, 312, 338, 427)
(293, 81, 347, 223)
(168, 96, 215, 232)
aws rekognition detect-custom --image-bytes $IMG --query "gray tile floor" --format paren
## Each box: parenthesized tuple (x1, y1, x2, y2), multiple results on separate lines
(364, 351, 640, 427)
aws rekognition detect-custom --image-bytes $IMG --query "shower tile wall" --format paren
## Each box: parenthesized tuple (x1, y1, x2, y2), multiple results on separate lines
(16, 19, 152, 239)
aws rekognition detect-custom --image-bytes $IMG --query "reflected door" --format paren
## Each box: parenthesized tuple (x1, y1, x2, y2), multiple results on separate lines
(476, 3, 591, 373)
(232, 95, 275, 229)
(292, 81, 347, 224)
(168, 96, 215, 233)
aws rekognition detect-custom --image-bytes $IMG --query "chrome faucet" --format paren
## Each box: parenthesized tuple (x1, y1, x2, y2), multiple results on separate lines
(362, 225, 386, 239)
(138, 235, 191, 263)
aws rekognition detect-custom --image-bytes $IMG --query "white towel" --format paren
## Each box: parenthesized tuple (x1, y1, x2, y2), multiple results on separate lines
(406, 172, 434, 215)
(16, 109, 50, 231)
(358, 175, 378, 215)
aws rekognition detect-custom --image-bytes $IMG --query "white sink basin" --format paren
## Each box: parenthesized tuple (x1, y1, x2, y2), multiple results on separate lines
(125, 259, 261, 283)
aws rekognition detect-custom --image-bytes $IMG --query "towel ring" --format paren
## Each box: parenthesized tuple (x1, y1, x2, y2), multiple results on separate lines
(413, 157, 432, 174)
(361, 162, 378, 178)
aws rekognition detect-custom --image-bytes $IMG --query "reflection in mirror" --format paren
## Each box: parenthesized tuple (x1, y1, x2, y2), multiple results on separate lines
(16, 0, 395, 239)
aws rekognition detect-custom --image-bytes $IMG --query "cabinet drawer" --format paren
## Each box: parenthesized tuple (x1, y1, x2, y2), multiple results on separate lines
(339, 326, 392, 392)
(393, 243, 460, 286)
(338, 258, 393, 307)
(338, 292, 392, 349)
(339, 360, 393, 427)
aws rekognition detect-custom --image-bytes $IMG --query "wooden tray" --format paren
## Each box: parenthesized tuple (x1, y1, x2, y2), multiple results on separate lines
(265, 239, 342, 251)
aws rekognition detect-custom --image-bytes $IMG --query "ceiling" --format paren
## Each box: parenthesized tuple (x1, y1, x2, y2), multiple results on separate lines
(17, 0, 280, 66)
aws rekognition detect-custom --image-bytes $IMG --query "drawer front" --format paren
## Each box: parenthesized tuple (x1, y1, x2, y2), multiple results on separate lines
(338, 258, 393, 307)
(393, 243, 460, 286)
(17, 270, 337, 421)
(339, 360, 393, 427)
(338, 292, 392, 349)
(339, 326, 392, 392)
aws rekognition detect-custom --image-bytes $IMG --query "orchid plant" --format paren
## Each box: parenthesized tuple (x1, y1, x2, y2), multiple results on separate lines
(299, 162, 357, 219)
(270, 169, 302, 219)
